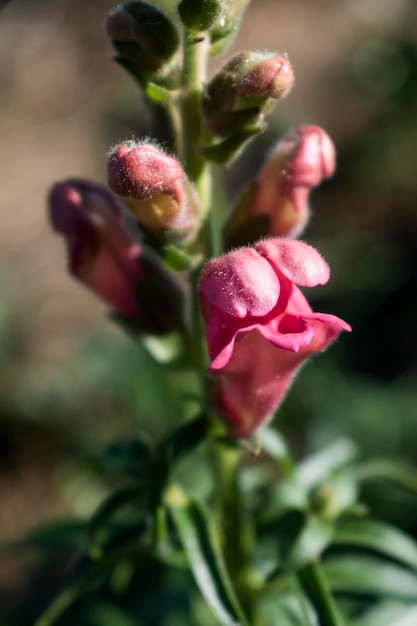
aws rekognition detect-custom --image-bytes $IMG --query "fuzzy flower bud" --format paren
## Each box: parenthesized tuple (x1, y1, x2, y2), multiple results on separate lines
(178, 0, 222, 33)
(107, 141, 200, 244)
(49, 178, 184, 334)
(105, 1, 179, 77)
(199, 238, 351, 437)
(224, 126, 336, 248)
(203, 51, 294, 137)
(209, 0, 251, 55)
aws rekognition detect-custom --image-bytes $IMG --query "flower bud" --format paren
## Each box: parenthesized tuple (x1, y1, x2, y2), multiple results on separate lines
(104, 1, 179, 77)
(178, 0, 222, 33)
(224, 126, 336, 248)
(209, 0, 251, 55)
(48, 178, 184, 334)
(202, 51, 294, 137)
(107, 141, 201, 244)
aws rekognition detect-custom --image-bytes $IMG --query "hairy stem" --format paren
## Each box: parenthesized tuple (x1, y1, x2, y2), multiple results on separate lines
(180, 30, 211, 216)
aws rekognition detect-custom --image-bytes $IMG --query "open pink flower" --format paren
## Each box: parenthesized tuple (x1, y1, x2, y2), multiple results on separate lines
(49, 178, 142, 317)
(199, 238, 351, 438)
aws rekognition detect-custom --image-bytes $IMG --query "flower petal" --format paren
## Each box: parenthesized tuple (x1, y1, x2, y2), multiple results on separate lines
(210, 329, 308, 438)
(199, 247, 280, 318)
(256, 238, 330, 286)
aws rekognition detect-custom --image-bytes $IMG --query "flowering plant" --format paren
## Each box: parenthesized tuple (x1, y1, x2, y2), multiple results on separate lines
(32, 2, 417, 625)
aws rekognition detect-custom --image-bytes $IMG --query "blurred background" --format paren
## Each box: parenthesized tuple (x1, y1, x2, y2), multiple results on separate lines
(1, 0, 417, 622)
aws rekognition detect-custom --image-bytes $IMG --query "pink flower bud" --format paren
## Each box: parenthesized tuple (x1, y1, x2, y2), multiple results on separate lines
(107, 141, 200, 243)
(236, 54, 294, 100)
(199, 238, 350, 438)
(202, 51, 294, 137)
(251, 126, 336, 238)
(49, 179, 184, 333)
(49, 178, 142, 318)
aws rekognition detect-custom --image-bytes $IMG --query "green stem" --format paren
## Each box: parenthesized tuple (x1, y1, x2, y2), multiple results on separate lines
(297, 560, 345, 626)
(180, 29, 211, 216)
(210, 435, 257, 621)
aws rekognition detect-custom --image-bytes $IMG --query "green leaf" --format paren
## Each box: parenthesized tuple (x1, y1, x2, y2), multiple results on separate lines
(333, 519, 417, 572)
(324, 556, 417, 599)
(357, 459, 417, 494)
(297, 439, 358, 491)
(354, 602, 417, 626)
(88, 485, 147, 554)
(144, 81, 177, 102)
(167, 486, 249, 626)
(161, 414, 209, 468)
(150, 415, 209, 508)
(259, 479, 308, 525)
(162, 244, 203, 271)
(34, 539, 156, 626)
(261, 592, 316, 626)
(310, 470, 359, 520)
(257, 427, 296, 477)
(101, 437, 154, 479)
(142, 332, 183, 364)
(201, 125, 264, 164)
(285, 517, 335, 571)
(84, 601, 144, 626)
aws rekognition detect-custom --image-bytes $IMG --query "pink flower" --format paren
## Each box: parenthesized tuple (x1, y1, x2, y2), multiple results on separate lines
(199, 238, 351, 438)
(49, 178, 142, 318)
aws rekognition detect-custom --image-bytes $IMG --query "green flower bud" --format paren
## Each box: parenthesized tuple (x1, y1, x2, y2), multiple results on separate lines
(105, 1, 179, 77)
(209, 0, 251, 55)
(202, 51, 294, 137)
(178, 0, 222, 33)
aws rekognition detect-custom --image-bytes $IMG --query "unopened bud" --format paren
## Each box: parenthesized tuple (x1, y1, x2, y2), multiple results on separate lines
(224, 126, 336, 248)
(202, 51, 294, 137)
(107, 141, 201, 243)
(236, 53, 294, 99)
(49, 178, 184, 333)
(105, 1, 179, 77)
(209, 0, 251, 55)
(178, 0, 222, 33)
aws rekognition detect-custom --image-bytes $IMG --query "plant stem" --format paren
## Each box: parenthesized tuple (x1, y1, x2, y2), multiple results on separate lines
(180, 29, 211, 216)
(297, 560, 345, 626)
(210, 435, 257, 621)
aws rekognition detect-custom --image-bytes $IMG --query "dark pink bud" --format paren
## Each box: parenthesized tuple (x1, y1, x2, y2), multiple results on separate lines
(48, 178, 184, 333)
(253, 126, 335, 238)
(107, 141, 200, 243)
(49, 179, 142, 318)
(108, 141, 184, 201)
(199, 238, 350, 438)
(236, 54, 294, 100)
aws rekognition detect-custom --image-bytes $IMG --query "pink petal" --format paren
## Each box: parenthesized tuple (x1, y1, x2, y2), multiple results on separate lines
(256, 238, 330, 287)
(259, 314, 315, 352)
(199, 247, 280, 318)
(210, 329, 307, 438)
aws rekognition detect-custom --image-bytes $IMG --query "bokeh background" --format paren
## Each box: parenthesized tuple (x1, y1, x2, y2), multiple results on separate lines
(1, 0, 417, 622)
